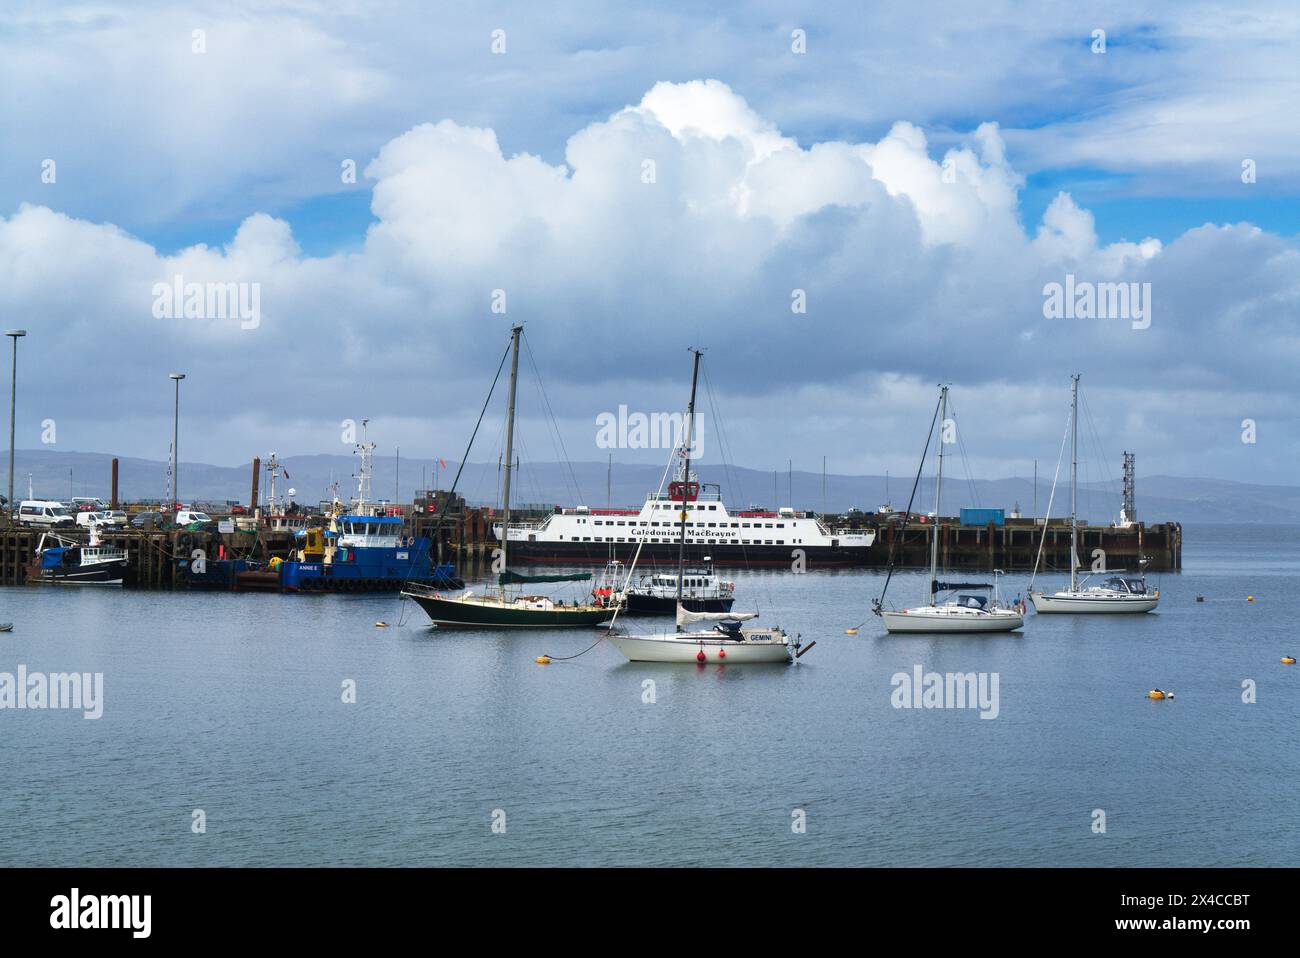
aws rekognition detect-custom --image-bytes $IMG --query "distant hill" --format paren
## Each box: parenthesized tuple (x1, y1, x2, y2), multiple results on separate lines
(10, 448, 1292, 524)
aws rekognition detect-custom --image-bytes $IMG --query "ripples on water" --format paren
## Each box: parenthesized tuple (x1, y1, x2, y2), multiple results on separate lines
(1, 524, 1297, 866)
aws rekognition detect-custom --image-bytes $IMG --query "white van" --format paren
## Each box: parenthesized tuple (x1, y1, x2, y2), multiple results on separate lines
(19, 500, 76, 528)
(175, 510, 213, 526)
(76, 509, 128, 529)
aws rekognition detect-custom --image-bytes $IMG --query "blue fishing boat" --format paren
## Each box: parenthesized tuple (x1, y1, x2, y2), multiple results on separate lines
(278, 514, 461, 592)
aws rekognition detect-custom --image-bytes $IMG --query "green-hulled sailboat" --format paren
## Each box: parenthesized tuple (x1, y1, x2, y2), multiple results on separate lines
(403, 325, 612, 628)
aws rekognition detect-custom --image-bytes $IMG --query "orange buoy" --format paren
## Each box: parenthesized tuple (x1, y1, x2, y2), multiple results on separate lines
(718, 649, 726, 659)
(535, 655, 551, 665)
(696, 650, 706, 663)
(1282, 656, 1296, 665)
(1147, 689, 1173, 700)
(845, 628, 859, 635)
(1247, 595, 1255, 601)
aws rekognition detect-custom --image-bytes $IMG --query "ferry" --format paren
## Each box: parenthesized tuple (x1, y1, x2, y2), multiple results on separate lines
(495, 472, 876, 567)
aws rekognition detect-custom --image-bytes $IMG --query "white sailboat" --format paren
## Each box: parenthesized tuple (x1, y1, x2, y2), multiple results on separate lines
(605, 349, 802, 664)
(874, 385, 1024, 634)
(1029, 375, 1159, 614)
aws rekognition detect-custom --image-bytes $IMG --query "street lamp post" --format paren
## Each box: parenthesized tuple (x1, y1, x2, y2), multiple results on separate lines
(169, 373, 185, 518)
(6, 330, 25, 523)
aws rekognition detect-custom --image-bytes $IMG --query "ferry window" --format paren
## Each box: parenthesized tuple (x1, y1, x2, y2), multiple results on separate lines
(777, 523, 784, 528)
(731, 523, 739, 528)
(583, 536, 592, 541)
(708, 505, 716, 511)
(742, 522, 750, 528)
(651, 522, 659, 527)
(594, 520, 602, 525)
(616, 521, 625, 526)
(777, 540, 785, 545)
(765, 523, 773, 528)
(707, 522, 716, 528)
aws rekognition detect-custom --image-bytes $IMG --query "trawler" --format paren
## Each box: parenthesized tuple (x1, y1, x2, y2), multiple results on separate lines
(30, 527, 129, 586)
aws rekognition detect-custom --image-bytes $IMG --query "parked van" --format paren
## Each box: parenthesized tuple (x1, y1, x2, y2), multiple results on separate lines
(175, 510, 214, 527)
(19, 500, 76, 528)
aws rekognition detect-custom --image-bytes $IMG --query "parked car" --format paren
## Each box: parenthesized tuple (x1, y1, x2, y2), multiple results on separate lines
(18, 500, 77, 528)
(130, 511, 163, 528)
(230, 504, 247, 515)
(70, 497, 108, 512)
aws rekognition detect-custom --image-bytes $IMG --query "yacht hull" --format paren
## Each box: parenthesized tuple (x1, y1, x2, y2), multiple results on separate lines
(608, 630, 792, 663)
(403, 591, 611, 628)
(1029, 592, 1158, 613)
(880, 607, 1024, 633)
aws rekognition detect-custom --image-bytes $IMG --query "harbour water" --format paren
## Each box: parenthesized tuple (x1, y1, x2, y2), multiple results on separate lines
(1, 524, 1296, 867)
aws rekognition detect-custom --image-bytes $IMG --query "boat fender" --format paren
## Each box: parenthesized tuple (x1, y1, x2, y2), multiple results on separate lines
(1147, 689, 1173, 700)
(718, 649, 726, 659)
(535, 655, 551, 665)
(695, 650, 706, 663)
(1283, 656, 1296, 665)
(375, 621, 389, 628)
(845, 628, 858, 635)
(1247, 595, 1254, 601)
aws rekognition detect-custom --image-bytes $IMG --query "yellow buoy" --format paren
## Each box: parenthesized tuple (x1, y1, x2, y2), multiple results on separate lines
(1147, 689, 1173, 700)
(845, 628, 859, 635)
(535, 655, 551, 665)
(1247, 595, 1254, 601)
(375, 621, 389, 628)
(1283, 656, 1296, 665)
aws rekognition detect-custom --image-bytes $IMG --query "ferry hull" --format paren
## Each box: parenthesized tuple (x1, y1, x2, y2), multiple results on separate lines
(1029, 592, 1159, 614)
(880, 608, 1024, 633)
(404, 592, 611, 628)
(608, 631, 792, 663)
(504, 541, 873, 568)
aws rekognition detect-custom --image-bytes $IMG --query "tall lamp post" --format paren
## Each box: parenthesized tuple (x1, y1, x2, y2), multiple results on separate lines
(6, 330, 25, 523)
(169, 373, 185, 518)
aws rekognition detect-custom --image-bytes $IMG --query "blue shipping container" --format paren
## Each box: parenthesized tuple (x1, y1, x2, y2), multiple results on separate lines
(960, 508, 1005, 527)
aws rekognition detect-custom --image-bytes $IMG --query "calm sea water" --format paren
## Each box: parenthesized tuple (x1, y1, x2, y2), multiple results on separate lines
(2, 524, 1297, 867)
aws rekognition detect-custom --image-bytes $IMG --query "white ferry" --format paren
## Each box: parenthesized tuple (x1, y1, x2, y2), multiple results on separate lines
(494, 473, 876, 568)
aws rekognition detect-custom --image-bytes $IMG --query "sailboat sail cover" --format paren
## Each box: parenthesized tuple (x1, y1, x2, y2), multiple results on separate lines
(498, 570, 592, 586)
(677, 605, 758, 626)
(931, 581, 991, 593)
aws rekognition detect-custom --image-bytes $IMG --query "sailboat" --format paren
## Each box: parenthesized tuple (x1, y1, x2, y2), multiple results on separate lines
(606, 349, 801, 664)
(874, 385, 1024, 634)
(1029, 375, 1159, 614)
(402, 326, 611, 628)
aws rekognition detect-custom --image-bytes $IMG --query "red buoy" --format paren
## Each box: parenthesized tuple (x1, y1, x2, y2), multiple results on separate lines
(696, 650, 706, 663)
(718, 649, 727, 659)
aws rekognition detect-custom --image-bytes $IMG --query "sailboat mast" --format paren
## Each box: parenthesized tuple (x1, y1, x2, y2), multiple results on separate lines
(929, 385, 948, 606)
(675, 349, 703, 619)
(500, 325, 523, 583)
(1070, 373, 1079, 591)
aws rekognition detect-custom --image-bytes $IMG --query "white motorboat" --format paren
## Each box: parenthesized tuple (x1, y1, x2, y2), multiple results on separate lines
(1029, 375, 1159, 615)
(873, 385, 1024, 634)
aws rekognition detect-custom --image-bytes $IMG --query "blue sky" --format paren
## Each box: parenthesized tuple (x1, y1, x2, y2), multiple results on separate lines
(1, 1, 1297, 488)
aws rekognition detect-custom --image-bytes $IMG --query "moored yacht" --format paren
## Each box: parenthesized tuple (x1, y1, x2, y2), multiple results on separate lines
(1029, 376, 1159, 615)
(873, 385, 1023, 634)
(606, 349, 803, 664)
